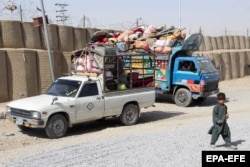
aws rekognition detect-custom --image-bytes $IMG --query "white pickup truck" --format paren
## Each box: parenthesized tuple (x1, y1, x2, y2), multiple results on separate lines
(6, 46, 155, 138)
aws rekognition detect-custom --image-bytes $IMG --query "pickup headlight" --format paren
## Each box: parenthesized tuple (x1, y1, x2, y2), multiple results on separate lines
(5, 106, 11, 119)
(6, 106, 11, 113)
(32, 111, 41, 119)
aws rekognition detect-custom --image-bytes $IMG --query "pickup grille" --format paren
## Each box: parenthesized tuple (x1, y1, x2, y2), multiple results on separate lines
(10, 108, 32, 119)
(204, 81, 218, 92)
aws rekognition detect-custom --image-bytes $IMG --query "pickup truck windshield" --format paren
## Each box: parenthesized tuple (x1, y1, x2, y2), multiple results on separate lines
(45, 79, 82, 97)
(197, 59, 217, 74)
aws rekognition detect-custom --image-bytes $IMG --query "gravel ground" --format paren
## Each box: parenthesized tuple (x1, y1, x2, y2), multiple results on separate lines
(0, 76, 250, 167)
(2, 116, 249, 167)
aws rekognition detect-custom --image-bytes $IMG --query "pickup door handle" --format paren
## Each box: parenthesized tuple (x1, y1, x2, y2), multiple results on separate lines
(96, 97, 101, 100)
(69, 105, 75, 108)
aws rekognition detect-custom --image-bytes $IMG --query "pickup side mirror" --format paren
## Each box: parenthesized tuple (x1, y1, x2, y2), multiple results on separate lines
(51, 96, 58, 105)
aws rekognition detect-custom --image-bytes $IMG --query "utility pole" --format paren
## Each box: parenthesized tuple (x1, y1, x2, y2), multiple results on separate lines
(19, 4, 23, 22)
(247, 28, 249, 37)
(55, 3, 69, 25)
(225, 27, 227, 36)
(82, 15, 91, 28)
(83, 15, 85, 28)
(40, 0, 55, 81)
(136, 17, 141, 27)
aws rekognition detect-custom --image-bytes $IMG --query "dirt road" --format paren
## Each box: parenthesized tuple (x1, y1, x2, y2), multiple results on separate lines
(0, 76, 250, 166)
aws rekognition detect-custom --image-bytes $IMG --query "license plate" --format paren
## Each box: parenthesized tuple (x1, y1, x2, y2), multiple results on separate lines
(16, 117, 23, 125)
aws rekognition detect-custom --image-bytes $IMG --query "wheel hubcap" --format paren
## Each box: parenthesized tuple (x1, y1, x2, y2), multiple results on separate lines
(52, 120, 64, 135)
(126, 108, 135, 121)
(178, 92, 187, 103)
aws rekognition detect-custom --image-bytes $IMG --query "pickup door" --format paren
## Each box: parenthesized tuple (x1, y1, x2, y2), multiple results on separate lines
(75, 81, 104, 122)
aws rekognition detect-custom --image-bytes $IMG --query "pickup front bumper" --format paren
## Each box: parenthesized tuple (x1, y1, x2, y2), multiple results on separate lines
(6, 113, 45, 128)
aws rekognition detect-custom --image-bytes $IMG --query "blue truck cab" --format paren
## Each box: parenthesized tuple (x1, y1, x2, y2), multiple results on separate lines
(155, 33, 219, 107)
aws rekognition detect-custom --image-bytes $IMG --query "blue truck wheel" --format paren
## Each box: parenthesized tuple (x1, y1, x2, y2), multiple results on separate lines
(174, 88, 192, 107)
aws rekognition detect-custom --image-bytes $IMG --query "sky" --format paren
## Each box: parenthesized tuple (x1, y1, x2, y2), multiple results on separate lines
(1, 0, 250, 35)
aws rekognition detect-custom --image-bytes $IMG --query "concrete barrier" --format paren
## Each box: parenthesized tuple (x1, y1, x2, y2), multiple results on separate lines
(58, 25, 74, 51)
(211, 37, 218, 50)
(212, 52, 223, 80)
(37, 50, 63, 93)
(222, 36, 230, 50)
(22, 22, 43, 49)
(198, 39, 206, 51)
(245, 36, 250, 49)
(74, 28, 88, 50)
(0, 50, 9, 102)
(239, 51, 247, 77)
(204, 36, 212, 51)
(62, 52, 73, 74)
(41, 24, 59, 51)
(233, 36, 240, 50)
(216, 36, 223, 50)
(6, 49, 39, 100)
(239, 36, 246, 49)
(246, 51, 250, 75)
(0, 23, 2, 48)
(221, 52, 232, 80)
(230, 51, 240, 79)
(0, 20, 24, 48)
(228, 36, 235, 50)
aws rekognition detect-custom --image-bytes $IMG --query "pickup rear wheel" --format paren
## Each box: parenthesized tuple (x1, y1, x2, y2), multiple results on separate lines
(174, 88, 192, 107)
(120, 104, 139, 126)
(45, 114, 68, 139)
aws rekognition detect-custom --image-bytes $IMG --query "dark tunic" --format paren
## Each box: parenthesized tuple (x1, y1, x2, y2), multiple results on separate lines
(212, 104, 230, 135)
(210, 104, 231, 146)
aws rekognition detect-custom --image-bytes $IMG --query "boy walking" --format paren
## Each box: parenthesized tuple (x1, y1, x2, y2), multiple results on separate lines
(209, 92, 237, 150)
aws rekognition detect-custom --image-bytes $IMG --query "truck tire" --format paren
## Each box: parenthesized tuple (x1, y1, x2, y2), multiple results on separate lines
(45, 114, 68, 139)
(174, 88, 192, 107)
(120, 104, 139, 126)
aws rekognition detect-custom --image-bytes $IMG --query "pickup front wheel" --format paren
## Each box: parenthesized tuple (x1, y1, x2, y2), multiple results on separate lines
(120, 104, 139, 126)
(45, 114, 68, 139)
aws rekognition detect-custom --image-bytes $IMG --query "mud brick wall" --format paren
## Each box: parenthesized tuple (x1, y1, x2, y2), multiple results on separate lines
(0, 19, 250, 102)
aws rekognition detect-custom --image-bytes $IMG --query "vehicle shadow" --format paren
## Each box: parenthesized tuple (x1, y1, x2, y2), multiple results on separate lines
(21, 128, 48, 138)
(155, 94, 175, 104)
(195, 96, 232, 107)
(66, 110, 185, 137)
(156, 94, 219, 107)
(139, 111, 185, 124)
(194, 96, 218, 107)
(20, 110, 185, 138)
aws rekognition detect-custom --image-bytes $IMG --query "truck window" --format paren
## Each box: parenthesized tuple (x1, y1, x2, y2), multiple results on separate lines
(198, 59, 217, 73)
(79, 83, 98, 97)
(179, 61, 196, 72)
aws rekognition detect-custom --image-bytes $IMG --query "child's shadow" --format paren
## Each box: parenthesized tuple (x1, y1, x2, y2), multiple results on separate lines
(217, 139, 245, 147)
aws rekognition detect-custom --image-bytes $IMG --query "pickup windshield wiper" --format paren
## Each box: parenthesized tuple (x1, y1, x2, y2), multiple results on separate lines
(45, 92, 57, 96)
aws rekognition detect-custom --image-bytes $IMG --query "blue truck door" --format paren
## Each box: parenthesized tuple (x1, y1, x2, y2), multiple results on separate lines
(173, 59, 201, 89)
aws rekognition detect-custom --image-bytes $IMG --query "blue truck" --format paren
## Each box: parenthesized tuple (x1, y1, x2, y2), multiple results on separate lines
(154, 33, 219, 107)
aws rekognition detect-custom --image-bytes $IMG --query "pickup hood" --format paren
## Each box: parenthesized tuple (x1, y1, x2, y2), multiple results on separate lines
(7, 94, 69, 111)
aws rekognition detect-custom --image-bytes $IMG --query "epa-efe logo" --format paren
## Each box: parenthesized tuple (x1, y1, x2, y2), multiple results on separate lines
(202, 151, 249, 167)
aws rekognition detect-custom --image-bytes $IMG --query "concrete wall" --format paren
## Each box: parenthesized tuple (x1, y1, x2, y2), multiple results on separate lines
(0, 20, 250, 102)
(0, 20, 101, 102)
(195, 35, 250, 82)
